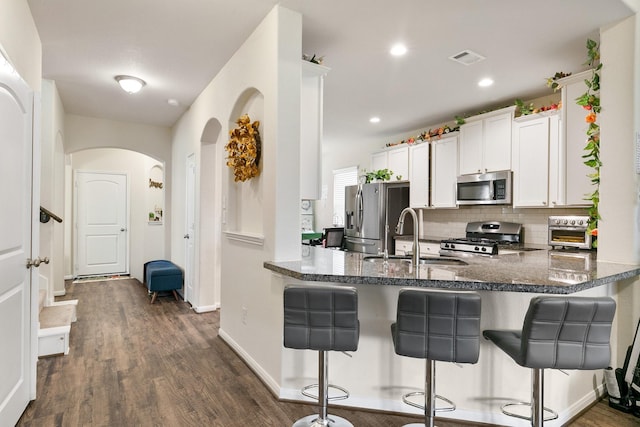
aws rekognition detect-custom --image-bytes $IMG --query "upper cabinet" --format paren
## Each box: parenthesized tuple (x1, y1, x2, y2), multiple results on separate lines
(512, 113, 560, 207)
(408, 134, 458, 209)
(459, 106, 516, 175)
(300, 61, 330, 200)
(409, 143, 430, 208)
(430, 135, 458, 208)
(370, 145, 409, 180)
(558, 70, 593, 206)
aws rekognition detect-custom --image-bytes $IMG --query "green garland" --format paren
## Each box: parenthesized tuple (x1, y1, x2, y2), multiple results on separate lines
(575, 39, 602, 247)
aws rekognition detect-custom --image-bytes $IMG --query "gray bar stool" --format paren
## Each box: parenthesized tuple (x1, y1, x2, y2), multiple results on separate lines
(284, 285, 360, 427)
(391, 289, 481, 427)
(483, 296, 616, 427)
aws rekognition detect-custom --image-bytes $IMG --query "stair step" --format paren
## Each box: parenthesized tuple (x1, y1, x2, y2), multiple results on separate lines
(40, 305, 75, 329)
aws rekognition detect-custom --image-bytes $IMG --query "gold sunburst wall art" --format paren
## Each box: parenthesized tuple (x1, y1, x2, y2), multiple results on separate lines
(225, 114, 261, 182)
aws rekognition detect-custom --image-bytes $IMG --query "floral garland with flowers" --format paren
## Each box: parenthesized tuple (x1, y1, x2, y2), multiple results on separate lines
(225, 114, 261, 182)
(575, 39, 601, 247)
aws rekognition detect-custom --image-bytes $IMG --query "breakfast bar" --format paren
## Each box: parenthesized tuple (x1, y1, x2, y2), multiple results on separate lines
(264, 246, 640, 426)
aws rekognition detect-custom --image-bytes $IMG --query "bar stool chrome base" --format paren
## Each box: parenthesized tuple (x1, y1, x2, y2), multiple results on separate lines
(301, 383, 349, 402)
(292, 413, 354, 427)
(402, 392, 455, 413)
(501, 402, 558, 422)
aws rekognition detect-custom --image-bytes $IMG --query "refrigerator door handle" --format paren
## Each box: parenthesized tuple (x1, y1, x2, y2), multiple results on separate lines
(356, 188, 363, 232)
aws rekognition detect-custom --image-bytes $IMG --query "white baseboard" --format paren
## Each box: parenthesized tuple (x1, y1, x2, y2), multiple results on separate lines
(53, 290, 66, 297)
(218, 331, 605, 426)
(64, 275, 74, 280)
(218, 329, 280, 396)
(193, 304, 219, 313)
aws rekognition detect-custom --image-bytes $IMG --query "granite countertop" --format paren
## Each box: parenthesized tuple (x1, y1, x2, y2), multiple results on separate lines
(264, 246, 640, 294)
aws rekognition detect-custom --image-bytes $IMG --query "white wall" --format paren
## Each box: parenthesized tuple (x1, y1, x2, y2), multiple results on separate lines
(169, 5, 301, 391)
(64, 114, 172, 278)
(599, 14, 640, 369)
(0, 0, 41, 92)
(39, 80, 66, 300)
(70, 149, 166, 282)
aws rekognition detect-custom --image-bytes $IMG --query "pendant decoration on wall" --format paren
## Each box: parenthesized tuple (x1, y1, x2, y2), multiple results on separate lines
(225, 114, 261, 182)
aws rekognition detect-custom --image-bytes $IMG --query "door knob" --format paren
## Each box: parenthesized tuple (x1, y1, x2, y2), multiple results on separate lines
(25, 257, 49, 269)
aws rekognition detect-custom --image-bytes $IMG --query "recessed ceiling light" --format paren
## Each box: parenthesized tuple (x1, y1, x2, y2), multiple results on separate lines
(390, 43, 407, 57)
(478, 78, 494, 87)
(114, 75, 146, 94)
(167, 98, 180, 107)
(369, 117, 381, 123)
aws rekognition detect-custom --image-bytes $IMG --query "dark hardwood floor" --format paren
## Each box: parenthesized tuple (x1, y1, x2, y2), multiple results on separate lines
(18, 278, 639, 426)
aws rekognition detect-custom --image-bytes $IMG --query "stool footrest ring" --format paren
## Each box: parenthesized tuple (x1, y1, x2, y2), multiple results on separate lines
(501, 402, 558, 421)
(402, 391, 456, 412)
(301, 383, 350, 402)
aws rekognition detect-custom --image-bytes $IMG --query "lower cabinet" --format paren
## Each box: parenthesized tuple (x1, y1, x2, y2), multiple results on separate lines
(395, 240, 440, 256)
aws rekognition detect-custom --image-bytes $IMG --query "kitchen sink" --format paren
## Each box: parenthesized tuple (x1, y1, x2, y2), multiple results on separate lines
(362, 255, 468, 266)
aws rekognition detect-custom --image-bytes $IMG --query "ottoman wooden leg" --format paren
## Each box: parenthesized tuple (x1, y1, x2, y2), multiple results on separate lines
(150, 292, 158, 304)
(172, 290, 179, 301)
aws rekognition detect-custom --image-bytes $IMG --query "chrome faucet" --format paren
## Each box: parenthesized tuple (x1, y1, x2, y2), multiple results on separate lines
(396, 207, 419, 267)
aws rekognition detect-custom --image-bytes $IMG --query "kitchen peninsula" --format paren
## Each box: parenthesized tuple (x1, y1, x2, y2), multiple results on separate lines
(265, 245, 640, 294)
(263, 246, 640, 426)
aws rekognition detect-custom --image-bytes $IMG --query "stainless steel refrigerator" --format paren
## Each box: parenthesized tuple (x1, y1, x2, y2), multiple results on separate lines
(344, 181, 413, 254)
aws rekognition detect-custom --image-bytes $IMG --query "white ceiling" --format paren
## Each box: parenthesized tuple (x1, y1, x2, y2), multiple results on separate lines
(27, 0, 634, 148)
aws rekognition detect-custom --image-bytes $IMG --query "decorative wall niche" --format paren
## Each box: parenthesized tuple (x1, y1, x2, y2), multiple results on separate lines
(224, 88, 264, 241)
(148, 164, 164, 224)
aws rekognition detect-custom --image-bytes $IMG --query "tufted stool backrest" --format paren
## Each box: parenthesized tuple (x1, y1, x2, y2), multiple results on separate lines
(520, 296, 616, 369)
(392, 289, 481, 363)
(284, 286, 359, 352)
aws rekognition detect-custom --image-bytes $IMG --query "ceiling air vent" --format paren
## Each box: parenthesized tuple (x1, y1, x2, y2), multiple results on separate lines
(449, 50, 486, 66)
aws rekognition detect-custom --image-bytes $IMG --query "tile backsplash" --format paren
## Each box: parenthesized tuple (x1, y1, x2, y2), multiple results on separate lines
(420, 205, 588, 245)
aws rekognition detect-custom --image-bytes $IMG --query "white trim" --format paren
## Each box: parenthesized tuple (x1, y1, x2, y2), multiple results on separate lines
(53, 290, 66, 297)
(192, 304, 219, 313)
(218, 328, 280, 396)
(223, 231, 265, 246)
(277, 384, 604, 427)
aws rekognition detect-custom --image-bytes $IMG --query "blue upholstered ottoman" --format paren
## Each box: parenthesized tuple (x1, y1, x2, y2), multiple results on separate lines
(143, 260, 183, 304)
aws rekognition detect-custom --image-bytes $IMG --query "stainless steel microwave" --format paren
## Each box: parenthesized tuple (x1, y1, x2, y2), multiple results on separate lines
(456, 170, 512, 205)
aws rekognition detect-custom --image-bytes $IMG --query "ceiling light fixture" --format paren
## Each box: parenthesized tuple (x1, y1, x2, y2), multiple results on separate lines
(390, 43, 407, 57)
(115, 75, 146, 94)
(478, 78, 494, 87)
(369, 117, 381, 123)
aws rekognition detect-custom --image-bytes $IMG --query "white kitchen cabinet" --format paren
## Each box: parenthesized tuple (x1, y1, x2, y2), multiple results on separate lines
(512, 114, 557, 207)
(459, 106, 515, 175)
(300, 60, 330, 200)
(395, 239, 440, 256)
(387, 146, 409, 180)
(371, 150, 387, 172)
(558, 70, 594, 206)
(370, 145, 409, 179)
(430, 135, 458, 208)
(409, 143, 430, 208)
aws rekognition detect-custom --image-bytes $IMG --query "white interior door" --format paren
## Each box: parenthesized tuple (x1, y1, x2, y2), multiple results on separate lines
(184, 154, 196, 302)
(75, 171, 128, 277)
(0, 53, 35, 426)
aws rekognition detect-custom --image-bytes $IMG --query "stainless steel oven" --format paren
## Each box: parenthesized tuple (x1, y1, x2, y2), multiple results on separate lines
(548, 215, 592, 249)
